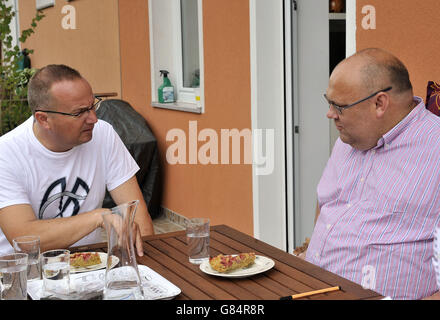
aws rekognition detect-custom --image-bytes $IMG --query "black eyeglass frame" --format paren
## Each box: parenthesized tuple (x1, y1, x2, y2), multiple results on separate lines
(324, 86, 392, 114)
(35, 97, 103, 118)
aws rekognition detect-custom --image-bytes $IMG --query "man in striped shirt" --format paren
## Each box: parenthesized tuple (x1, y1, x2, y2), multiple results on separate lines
(305, 48, 440, 299)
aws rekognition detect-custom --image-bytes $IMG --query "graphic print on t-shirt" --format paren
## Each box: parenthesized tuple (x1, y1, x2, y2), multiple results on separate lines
(39, 177, 90, 219)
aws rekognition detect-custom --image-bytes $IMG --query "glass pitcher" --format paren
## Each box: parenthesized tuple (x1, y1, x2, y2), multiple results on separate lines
(101, 200, 145, 300)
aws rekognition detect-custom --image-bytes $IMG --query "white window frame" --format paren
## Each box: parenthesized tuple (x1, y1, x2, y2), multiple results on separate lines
(4, 0, 20, 50)
(148, 0, 204, 114)
(36, 0, 55, 10)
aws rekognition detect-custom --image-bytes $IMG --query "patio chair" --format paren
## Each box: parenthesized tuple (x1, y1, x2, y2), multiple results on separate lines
(96, 99, 162, 219)
(426, 81, 440, 116)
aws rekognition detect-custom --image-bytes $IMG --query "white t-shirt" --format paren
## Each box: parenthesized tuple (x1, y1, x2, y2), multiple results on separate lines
(0, 117, 139, 255)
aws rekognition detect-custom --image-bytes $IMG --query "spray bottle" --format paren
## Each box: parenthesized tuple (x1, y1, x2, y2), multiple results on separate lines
(158, 70, 175, 103)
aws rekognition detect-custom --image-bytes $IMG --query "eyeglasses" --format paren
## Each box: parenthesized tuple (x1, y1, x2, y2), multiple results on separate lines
(323, 87, 392, 114)
(35, 97, 102, 118)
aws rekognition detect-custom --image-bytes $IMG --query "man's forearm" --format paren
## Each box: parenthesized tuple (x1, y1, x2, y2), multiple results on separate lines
(4, 208, 106, 252)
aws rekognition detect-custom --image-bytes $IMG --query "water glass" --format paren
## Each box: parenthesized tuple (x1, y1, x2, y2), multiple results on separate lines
(186, 218, 210, 264)
(0, 253, 28, 300)
(41, 249, 70, 296)
(12, 235, 41, 282)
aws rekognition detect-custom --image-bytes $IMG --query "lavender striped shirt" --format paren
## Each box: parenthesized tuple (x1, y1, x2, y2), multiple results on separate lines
(306, 97, 440, 299)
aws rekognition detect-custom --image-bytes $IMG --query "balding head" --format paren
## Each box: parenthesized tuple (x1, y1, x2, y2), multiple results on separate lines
(341, 48, 413, 96)
(28, 64, 83, 114)
(326, 48, 416, 150)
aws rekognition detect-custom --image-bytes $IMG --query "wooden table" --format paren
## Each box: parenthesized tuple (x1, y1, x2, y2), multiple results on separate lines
(73, 224, 383, 300)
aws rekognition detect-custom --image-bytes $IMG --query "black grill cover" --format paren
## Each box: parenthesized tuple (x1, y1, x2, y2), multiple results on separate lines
(96, 99, 161, 219)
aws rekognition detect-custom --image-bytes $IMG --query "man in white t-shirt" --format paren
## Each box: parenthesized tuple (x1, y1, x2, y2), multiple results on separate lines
(0, 64, 154, 256)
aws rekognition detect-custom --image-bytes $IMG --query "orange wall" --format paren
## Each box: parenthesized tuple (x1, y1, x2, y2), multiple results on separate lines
(18, 0, 121, 97)
(16, 0, 255, 236)
(118, 0, 254, 235)
(357, 0, 440, 98)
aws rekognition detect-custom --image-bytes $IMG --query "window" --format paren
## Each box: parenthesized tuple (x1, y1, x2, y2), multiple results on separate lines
(181, 0, 199, 88)
(149, 0, 204, 114)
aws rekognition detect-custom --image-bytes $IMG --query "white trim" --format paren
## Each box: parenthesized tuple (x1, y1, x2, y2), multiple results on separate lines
(4, 0, 21, 50)
(197, 0, 205, 113)
(151, 101, 202, 114)
(285, 0, 299, 254)
(249, 0, 259, 240)
(14, 0, 20, 50)
(284, 0, 294, 253)
(36, 0, 55, 10)
(346, 0, 356, 57)
(148, 0, 157, 102)
(249, 0, 287, 251)
(173, 0, 184, 97)
(173, 0, 203, 109)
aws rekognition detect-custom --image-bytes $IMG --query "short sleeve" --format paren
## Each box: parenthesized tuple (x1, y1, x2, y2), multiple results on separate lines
(0, 149, 30, 209)
(102, 122, 140, 191)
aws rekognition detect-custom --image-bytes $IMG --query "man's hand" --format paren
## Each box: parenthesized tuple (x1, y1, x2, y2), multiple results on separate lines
(297, 251, 307, 260)
(423, 291, 440, 300)
(109, 176, 154, 237)
(101, 211, 144, 257)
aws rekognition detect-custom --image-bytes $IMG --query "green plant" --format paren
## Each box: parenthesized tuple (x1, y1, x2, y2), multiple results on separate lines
(0, 0, 44, 135)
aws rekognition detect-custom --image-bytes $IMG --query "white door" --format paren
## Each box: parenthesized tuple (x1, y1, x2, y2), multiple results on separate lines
(250, 0, 331, 252)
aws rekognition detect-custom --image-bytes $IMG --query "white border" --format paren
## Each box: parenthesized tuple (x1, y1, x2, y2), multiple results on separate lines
(346, 0, 357, 57)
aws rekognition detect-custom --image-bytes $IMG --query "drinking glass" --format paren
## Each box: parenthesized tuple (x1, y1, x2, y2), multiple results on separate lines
(0, 253, 28, 300)
(41, 249, 70, 296)
(186, 218, 210, 264)
(12, 235, 41, 281)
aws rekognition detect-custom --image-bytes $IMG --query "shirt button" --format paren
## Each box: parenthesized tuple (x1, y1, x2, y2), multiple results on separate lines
(315, 252, 320, 258)
(360, 178, 365, 182)
(326, 224, 331, 230)
(347, 203, 351, 208)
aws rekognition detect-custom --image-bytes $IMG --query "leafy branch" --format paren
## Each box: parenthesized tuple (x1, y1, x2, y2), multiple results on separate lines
(0, 0, 44, 135)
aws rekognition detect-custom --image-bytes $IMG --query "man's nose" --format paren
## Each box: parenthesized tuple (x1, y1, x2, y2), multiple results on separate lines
(85, 109, 98, 124)
(327, 105, 339, 119)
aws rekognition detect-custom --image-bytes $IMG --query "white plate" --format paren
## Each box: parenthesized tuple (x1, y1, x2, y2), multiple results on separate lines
(200, 255, 275, 278)
(70, 252, 119, 274)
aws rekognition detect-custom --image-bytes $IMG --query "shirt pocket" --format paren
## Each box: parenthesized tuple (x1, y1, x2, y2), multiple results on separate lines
(361, 197, 434, 244)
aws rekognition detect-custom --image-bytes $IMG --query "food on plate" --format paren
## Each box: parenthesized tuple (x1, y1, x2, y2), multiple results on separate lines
(70, 252, 102, 268)
(293, 237, 310, 256)
(209, 253, 256, 272)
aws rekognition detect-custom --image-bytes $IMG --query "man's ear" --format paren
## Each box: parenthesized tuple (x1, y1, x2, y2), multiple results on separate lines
(375, 92, 390, 118)
(34, 112, 50, 129)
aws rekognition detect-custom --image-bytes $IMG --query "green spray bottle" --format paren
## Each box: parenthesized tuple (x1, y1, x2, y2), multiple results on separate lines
(158, 70, 175, 103)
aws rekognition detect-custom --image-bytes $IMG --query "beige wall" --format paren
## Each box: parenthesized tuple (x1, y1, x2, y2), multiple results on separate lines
(357, 0, 440, 98)
(18, 0, 121, 97)
(119, 0, 254, 236)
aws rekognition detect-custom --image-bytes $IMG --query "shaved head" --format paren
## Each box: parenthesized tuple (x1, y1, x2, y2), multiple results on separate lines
(344, 48, 413, 95)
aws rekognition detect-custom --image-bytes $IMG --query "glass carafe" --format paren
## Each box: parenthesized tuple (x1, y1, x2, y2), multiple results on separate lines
(102, 200, 145, 300)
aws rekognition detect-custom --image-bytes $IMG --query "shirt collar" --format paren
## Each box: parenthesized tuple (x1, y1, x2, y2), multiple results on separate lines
(375, 96, 424, 149)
